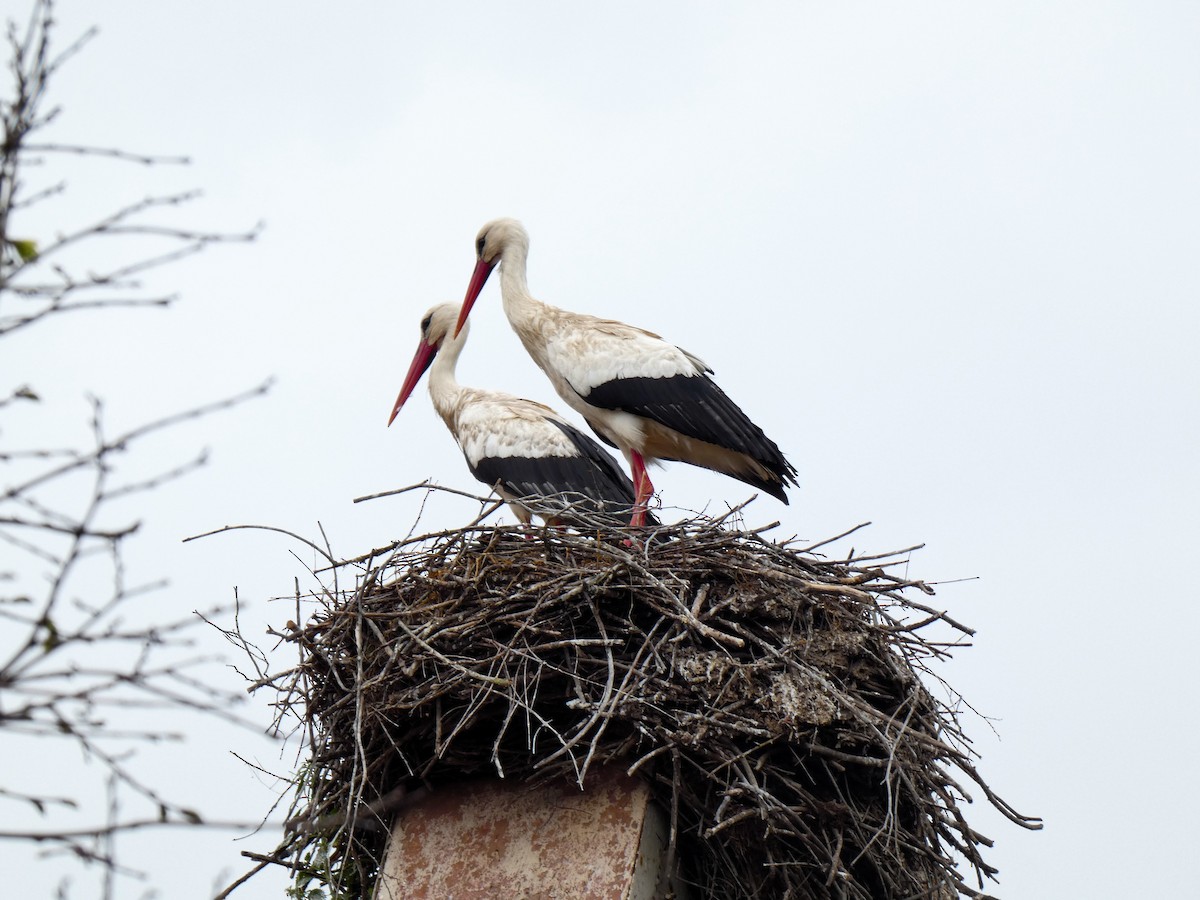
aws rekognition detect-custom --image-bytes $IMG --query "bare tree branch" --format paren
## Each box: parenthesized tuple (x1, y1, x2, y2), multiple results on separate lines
(1, 1, 277, 892)
(21, 142, 191, 165)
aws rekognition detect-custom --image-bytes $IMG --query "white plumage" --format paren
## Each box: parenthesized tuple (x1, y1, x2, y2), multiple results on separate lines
(454, 218, 798, 525)
(452, 395, 576, 466)
(388, 303, 651, 528)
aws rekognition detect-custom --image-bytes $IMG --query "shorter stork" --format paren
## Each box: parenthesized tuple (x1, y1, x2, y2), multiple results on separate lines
(388, 303, 654, 530)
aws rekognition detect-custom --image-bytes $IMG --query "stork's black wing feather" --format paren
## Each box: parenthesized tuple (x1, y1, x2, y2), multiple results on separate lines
(582, 374, 797, 501)
(469, 418, 659, 527)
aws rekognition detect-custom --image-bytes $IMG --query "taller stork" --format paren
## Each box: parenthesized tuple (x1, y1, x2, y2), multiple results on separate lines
(454, 218, 798, 525)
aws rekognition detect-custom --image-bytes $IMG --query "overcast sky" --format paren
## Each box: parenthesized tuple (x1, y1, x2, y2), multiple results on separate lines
(8, 2, 1199, 897)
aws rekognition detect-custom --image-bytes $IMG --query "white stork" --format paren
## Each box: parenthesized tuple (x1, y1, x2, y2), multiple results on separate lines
(388, 302, 655, 529)
(454, 218, 798, 525)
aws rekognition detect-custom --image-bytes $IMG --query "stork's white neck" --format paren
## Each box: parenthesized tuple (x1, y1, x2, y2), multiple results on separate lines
(427, 332, 466, 427)
(497, 236, 552, 333)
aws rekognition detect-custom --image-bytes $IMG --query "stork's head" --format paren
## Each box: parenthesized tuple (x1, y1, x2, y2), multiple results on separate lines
(475, 217, 528, 266)
(455, 217, 529, 337)
(388, 303, 467, 426)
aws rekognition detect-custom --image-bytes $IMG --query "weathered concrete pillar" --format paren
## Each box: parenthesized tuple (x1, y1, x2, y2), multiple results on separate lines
(376, 767, 684, 899)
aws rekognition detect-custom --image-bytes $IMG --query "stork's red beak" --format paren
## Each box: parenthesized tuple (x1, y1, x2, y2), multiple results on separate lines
(388, 340, 438, 425)
(454, 257, 497, 337)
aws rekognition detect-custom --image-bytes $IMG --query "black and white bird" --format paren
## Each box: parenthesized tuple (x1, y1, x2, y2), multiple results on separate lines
(388, 302, 654, 529)
(454, 218, 798, 525)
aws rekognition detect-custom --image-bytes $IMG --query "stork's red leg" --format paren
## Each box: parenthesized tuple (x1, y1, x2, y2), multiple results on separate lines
(629, 450, 653, 527)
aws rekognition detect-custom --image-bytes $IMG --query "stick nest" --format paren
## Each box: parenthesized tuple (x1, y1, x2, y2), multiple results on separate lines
(259, 504, 1038, 900)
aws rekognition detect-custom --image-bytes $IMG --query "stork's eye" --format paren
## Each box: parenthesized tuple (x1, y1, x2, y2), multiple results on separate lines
(475, 235, 486, 258)
(420, 314, 433, 333)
